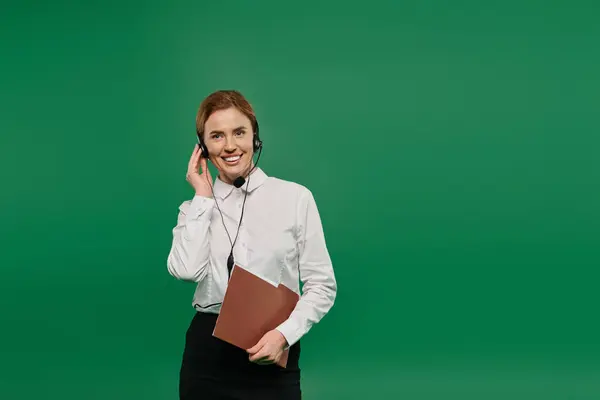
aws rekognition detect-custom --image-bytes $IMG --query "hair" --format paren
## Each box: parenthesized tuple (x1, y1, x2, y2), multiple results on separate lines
(195, 90, 258, 140)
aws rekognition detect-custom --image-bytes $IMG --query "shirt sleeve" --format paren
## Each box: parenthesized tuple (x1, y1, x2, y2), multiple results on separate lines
(276, 188, 337, 347)
(167, 195, 215, 282)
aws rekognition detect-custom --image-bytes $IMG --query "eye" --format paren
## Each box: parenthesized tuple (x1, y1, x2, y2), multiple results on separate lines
(211, 133, 223, 139)
(235, 130, 245, 136)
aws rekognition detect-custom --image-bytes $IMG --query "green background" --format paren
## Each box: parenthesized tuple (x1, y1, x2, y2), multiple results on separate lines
(2, 1, 599, 399)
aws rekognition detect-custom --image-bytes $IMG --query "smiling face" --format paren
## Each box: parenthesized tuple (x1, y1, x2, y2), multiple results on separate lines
(203, 107, 255, 185)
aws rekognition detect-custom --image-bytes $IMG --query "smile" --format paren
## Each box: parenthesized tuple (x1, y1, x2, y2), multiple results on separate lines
(222, 155, 242, 165)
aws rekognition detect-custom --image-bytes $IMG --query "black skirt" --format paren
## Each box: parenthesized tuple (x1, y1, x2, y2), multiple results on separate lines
(179, 311, 302, 400)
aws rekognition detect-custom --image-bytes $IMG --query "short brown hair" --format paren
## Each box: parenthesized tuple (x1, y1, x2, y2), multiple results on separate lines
(195, 90, 258, 139)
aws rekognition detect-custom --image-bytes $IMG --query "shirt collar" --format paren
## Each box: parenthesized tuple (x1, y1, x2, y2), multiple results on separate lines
(212, 167, 268, 199)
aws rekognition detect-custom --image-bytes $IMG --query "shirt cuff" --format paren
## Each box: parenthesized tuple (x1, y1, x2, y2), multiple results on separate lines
(275, 317, 302, 348)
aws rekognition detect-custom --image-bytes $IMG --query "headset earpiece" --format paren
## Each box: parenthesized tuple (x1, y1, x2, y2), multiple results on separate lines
(252, 120, 262, 152)
(253, 136, 262, 152)
(200, 141, 209, 158)
(197, 132, 209, 158)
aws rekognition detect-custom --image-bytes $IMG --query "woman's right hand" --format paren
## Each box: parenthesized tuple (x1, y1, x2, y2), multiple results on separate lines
(186, 144, 213, 197)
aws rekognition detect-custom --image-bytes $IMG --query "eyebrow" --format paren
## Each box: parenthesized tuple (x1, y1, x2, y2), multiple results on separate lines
(208, 126, 247, 135)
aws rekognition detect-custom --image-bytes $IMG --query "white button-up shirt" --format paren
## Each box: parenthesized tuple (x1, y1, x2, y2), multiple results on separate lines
(167, 167, 337, 347)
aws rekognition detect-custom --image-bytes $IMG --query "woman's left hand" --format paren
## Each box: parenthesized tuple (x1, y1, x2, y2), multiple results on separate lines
(247, 330, 288, 365)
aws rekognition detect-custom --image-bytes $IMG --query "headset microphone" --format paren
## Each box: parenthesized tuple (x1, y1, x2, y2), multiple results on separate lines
(231, 143, 263, 189)
(233, 176, 245, 188)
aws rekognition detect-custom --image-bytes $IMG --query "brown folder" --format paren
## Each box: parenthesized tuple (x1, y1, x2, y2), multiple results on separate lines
(212, 264, 299, 368)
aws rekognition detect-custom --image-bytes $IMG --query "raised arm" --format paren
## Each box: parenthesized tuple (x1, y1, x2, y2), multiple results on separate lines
(167, 196, 215, 281)
(167, 144, 215, 282)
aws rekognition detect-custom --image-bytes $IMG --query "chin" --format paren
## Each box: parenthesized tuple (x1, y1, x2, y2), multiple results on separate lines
(217, 157, 247, 181)
(223, 166, 244, 178)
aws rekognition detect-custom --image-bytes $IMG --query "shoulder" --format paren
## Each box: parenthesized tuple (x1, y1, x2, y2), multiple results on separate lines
(263, 176, 313, 200)
(260, 176, 319, 221)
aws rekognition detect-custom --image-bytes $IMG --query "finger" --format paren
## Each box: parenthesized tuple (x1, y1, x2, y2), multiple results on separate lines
(188, 145, 199, 171)
(199, 155, 208, 176)
(246, 342, 263, 354)
(247, 343, 265, 357)
(249, 347, 269, 362)
(247, 337, 266, 354)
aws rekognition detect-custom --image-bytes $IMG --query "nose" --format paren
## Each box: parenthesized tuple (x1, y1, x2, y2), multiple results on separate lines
(224, 134, 237, 152)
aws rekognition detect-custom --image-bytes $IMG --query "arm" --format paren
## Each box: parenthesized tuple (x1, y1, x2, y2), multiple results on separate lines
(166, 195, 214, 282)
(276, 189, 337, 347)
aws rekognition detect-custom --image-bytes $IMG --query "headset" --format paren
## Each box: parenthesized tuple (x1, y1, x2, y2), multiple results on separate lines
(195, 118, 263, 283)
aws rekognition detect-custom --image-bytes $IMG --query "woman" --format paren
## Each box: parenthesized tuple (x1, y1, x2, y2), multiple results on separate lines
(167, 90, 337, 399)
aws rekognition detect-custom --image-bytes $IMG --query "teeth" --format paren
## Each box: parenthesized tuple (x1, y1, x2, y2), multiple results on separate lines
(224, 155, 241, 162)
